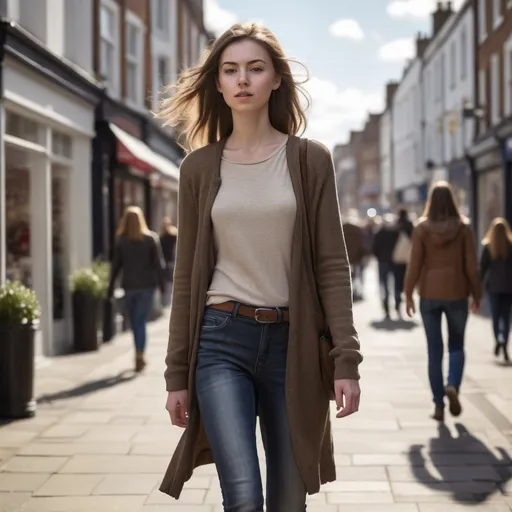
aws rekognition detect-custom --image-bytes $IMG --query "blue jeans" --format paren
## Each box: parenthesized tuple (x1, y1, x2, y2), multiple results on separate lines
(488, 293, 512, 345)
(420, 298, 468, 408)
(195, 305, 306, 512)
(124, 289, 154, 352)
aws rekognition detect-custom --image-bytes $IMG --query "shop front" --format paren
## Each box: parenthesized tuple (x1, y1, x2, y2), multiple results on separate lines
(470, 137, 504, 242)
(0, 24, 101, 356)
(447, 160, 471, 217)
(92, 101, 180, 337)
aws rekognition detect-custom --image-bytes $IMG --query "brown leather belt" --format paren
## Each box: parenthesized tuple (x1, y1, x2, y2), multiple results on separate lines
(209, 301, 289, 324)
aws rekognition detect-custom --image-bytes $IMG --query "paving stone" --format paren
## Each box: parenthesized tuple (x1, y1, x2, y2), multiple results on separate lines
(0, 472, 50, 492)
(0, 492, 31, 511)
(93, 474, 159, 495)
(17, 442, 131, 456)
(40, 425, 89, 439)
(34, 474, 104, 496)
(19, 495, 146, 511)
(58, 455, 169, 474)
(1, 456, 68, 473)
(327, 491, 395, 503)
(145, 488, 206, 505)
(337, 506, 419, 512)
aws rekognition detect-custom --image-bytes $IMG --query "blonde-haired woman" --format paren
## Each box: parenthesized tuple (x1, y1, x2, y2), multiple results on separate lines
(108, 206, 166, 372)
(160, 216, 178, 307)
(157, 23, 362, 510)
(481, 217, 512, 361)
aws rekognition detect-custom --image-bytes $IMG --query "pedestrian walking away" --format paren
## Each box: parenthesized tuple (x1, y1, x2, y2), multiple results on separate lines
(480, 217, 512, 361)
(404, 181, 481, 423)
(159, 216, 178, 308)
(108, 207, 166, 373)
(154, 23, 363, 512)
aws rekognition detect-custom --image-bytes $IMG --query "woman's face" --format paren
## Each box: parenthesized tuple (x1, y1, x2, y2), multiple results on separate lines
(217, 39, 281, 113)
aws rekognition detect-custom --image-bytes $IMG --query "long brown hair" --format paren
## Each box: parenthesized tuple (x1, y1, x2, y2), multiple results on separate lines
(155, 23, 310, 152)
(421, 181, 462, 222)
(116, 206, 150, 241)
(482, 217, 512, 260)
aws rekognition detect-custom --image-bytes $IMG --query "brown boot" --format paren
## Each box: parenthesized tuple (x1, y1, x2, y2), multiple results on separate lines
(445, 385, 462, 417)
(431, 407, 444, 422)
(135, 352, 146, 373)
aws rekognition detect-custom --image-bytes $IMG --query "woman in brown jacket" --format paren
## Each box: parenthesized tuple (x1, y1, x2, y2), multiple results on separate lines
(155, 23, 363, 510)
(405, 182, 481, 423)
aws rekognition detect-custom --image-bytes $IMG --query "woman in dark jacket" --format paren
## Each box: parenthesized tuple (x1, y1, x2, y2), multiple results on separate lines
(159, 216, 178, 307)
(108, 206, 166, 372)
(480, 217, 512, 362)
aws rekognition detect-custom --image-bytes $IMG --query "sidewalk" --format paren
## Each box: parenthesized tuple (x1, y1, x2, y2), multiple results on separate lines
(2, 266, 512, 511)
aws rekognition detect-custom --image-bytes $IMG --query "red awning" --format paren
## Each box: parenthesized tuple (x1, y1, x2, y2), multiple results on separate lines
(109, 123, 180, 182)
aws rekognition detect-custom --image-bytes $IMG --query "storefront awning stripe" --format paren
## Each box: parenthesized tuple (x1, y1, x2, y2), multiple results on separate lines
(109, 122, 180, 181)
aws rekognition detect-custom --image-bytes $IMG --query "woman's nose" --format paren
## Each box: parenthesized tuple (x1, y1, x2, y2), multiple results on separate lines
(238, 74, 249, 86)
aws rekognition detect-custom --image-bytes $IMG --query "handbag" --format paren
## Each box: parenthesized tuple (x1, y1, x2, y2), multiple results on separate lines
(299, 139, 336, 400)
(392, 231, 412, 264)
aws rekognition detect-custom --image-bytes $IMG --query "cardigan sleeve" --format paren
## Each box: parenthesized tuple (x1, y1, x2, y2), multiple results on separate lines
(404, 225, 425, 299)
(312, 146, 363, 381)
(164, 163, 199, 392)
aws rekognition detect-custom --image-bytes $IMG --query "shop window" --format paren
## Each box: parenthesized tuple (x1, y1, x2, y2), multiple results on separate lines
(5, 111, 44, 146)
(52, 131, 73, 159)
(5, 166, 32, 288)
(52, 173, 66, 320)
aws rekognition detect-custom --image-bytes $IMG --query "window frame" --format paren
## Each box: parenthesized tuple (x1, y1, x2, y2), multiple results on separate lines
(124, 10, 145, 107)
(99, 0, 120, 98)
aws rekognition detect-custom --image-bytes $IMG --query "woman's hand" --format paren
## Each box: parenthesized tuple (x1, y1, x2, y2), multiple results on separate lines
(406, 296, 416, 317)
(334, 379, 361, 418)
(166, 390, 188, 428)
(470, 299, 480, 314)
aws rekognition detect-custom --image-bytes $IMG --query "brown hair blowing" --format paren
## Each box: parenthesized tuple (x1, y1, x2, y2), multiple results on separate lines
(155, 23, 310, 152)
(482, 217, 512, 260)
(422, 181, 462, 222)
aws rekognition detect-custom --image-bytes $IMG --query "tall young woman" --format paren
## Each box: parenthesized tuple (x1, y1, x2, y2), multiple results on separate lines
(404, 182, 481, 423)
(156, 23, 363, 511)
(108, 207, 166, 372)
(480, 218, 512, 361)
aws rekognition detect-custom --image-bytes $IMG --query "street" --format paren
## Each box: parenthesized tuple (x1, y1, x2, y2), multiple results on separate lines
(2, 266, 512, 512)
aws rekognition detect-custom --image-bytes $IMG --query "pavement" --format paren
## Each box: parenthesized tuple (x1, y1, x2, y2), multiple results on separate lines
(2, 265, 512, 511)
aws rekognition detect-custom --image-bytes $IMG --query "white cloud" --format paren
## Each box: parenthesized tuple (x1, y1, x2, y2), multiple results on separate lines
(387, 0, 465, 19)
(302, 77, 384, 151)
(204, 0, 239, 35)
(378, 38, 414, 63)
(328, 19, 365, 41)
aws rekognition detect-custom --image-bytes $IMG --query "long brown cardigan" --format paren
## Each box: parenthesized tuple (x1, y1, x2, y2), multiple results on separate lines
(160, 135, 363, 499)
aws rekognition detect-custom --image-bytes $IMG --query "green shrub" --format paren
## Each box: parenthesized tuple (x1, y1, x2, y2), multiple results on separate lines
(0, 281, 41, 325)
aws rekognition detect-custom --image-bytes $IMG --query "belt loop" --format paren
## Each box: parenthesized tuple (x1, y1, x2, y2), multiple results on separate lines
(276, 307, 282, 323)
(231, 301, 241, 319)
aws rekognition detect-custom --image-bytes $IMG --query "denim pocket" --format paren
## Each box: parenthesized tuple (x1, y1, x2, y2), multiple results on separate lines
(201, 311, 231, 331)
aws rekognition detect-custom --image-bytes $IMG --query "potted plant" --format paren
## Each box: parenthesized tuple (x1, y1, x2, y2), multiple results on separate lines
(70, 266, 106, 352)
(91, 259, 114, 343)
(0, 281, 41, 419)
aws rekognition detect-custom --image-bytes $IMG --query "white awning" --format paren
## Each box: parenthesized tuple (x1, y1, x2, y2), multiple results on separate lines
(109, 122, 179, 182)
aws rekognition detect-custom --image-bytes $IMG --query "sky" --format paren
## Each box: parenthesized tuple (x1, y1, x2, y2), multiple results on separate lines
(204, 0, 465, 151)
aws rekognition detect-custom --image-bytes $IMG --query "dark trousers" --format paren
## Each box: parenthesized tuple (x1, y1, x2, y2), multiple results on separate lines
(420, 298, 468, 408)
(195, 305, 306, 512)
(488, 293, 512, 345)
(378, 261, 406, 314)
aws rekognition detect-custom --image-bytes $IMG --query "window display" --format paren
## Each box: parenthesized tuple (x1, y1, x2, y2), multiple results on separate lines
(5, 167, 31, 287)
(52, 172, 66, 320)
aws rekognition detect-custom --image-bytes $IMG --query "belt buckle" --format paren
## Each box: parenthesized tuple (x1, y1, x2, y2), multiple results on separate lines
(254, 307, 278, 324)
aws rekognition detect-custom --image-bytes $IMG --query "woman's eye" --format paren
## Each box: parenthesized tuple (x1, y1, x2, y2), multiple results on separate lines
(224, 69, 236, 74)
(251, 67, 263, 72)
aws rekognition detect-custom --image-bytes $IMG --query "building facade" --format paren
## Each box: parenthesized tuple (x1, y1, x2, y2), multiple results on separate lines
(469, 0, 512, 240)
(379, 82, 398, 213)
(423, 0, 475, 216)
(0, 0, 101, 356)
(333, 135, 359, 217)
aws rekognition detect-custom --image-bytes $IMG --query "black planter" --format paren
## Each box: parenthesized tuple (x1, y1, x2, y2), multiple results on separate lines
(72, 291, 100, 352)
(0, 323, 37, 419)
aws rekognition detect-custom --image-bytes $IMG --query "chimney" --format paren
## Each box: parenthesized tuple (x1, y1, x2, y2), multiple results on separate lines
(416, 32, 431, 57)
(432, 1, 453, 36)
(385, 81, 399, 108)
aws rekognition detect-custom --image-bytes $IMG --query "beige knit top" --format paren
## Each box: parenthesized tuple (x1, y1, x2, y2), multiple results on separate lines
(206, 139, 296, 307)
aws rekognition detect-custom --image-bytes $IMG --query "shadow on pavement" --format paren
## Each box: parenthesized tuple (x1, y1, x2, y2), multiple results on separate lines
(408, 423, 512, 503)
(36, 369, 136, 405)
(370, 318, 419, 331)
